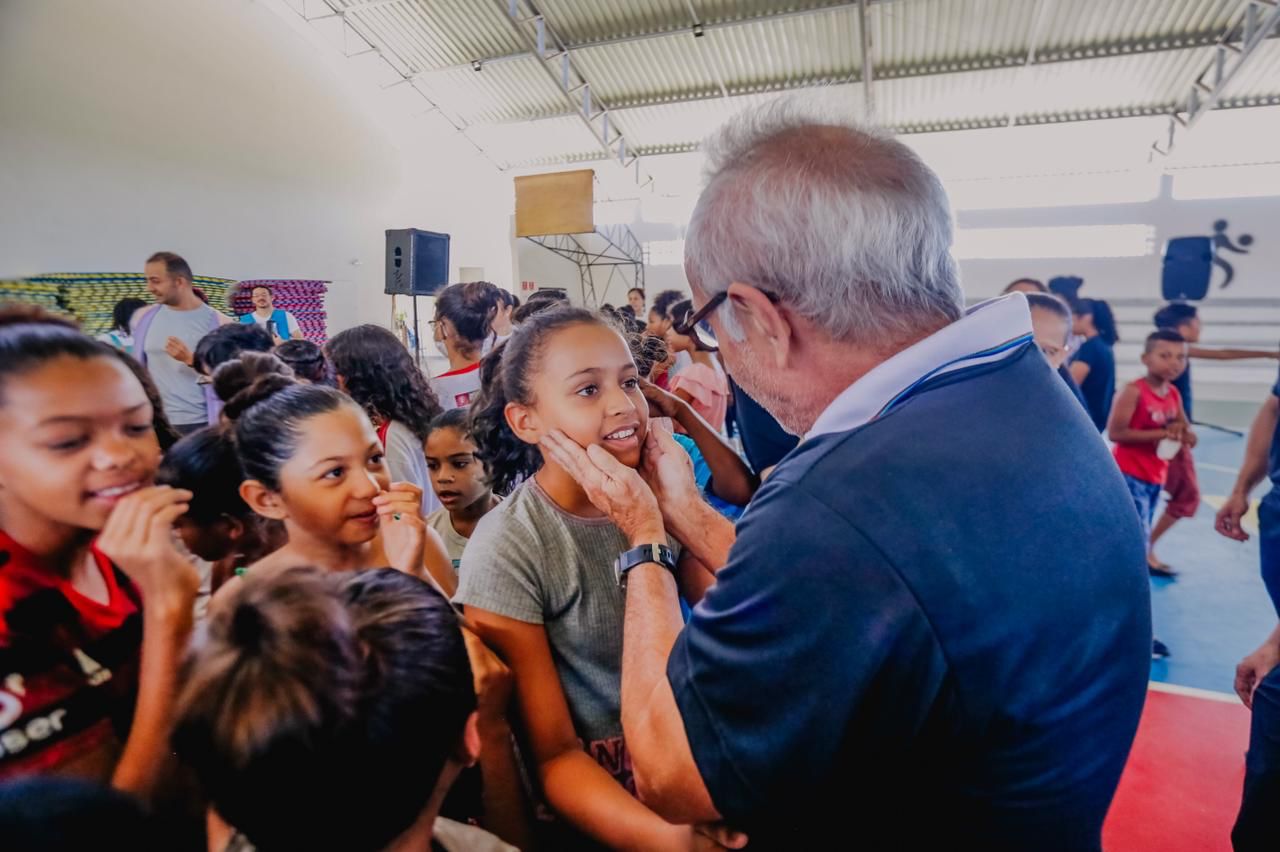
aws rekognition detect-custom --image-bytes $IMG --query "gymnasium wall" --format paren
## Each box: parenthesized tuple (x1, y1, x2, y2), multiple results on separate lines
(0, 0, 515, 333)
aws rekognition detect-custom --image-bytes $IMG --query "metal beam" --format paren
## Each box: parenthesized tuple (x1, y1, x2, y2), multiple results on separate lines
(495, 0, 653, 189)
(683, 0, 730, 99)
(1003, 0, 1054, 127)
(338, 0, 408, 13)
(524, 223, 644, 309)
(288, 1, 504, 170)
(1150, 0, 1280, 158)
(501, 93, 1280, 168)
(455, 26, 1280, 126)
(437, 0, 879, 74)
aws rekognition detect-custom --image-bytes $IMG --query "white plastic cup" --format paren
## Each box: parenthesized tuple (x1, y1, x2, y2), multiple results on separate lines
(1157, 438, 1182, 460)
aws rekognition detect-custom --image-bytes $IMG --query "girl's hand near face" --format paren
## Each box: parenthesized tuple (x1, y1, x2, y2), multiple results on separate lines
(97, 486, 200, 617)
(374, 482, 458, 596)
(374, 482, 427, 576)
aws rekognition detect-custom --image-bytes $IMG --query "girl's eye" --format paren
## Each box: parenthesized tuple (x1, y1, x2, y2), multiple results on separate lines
(48, 437, 88, 452)
(370, 453, 386, 467)
(126, 424, 153, 437)
(426, 460, 439, 471)
(576, 384, 599, 398)
(622, 377, 640, 391)
(323, 467, 345, 480)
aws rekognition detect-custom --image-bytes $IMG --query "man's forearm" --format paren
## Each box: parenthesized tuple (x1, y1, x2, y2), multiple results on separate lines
(620, 561, 697, 820)
(664, 498, 735, 572)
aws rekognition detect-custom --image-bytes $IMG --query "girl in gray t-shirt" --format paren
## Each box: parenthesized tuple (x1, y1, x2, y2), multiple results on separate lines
(455, 308, 710, 850)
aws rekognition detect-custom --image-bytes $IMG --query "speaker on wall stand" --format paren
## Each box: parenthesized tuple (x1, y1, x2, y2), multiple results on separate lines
(385, 229, 451, 364)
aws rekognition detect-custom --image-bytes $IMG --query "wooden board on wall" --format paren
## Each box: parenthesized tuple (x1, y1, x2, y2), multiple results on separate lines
(515, 170, 594, 237)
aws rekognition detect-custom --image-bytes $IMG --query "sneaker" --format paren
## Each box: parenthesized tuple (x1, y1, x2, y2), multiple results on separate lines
(1152, 639, 1171, 659)
(1147, 559, 1178, 579)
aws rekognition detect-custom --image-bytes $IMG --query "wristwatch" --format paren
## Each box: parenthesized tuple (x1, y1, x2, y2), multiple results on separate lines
(615, 543, 677, 590)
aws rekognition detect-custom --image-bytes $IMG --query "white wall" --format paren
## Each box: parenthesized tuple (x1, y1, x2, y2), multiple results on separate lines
(609, 112, 1280, 400)
(0, 0, 514, 332)
(515, 239, 582, 300)
(955, 188, 1280, 303)
(641, 265, 691, 302)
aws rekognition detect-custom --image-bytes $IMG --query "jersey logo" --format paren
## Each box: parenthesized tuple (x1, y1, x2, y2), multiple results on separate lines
(72, 648, 112, 687)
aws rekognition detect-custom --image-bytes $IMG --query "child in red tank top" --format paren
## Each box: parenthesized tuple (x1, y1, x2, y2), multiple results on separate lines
(1108, 330, 1195, 659)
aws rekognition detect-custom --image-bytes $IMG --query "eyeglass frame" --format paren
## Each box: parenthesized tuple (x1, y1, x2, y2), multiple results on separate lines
(672, 287, 781, 339)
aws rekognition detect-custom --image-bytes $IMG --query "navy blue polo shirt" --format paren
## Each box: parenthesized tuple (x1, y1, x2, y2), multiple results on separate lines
(667, 296, 1150, 850)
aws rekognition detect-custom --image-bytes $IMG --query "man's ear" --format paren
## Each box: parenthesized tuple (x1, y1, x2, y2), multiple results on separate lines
(239, 480, 288, 521)
(727, 282, 794, 369)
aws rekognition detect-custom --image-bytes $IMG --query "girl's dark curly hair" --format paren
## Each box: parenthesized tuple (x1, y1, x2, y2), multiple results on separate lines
(325, 325, 442, 441)
(467, 306, 612, 495)
(627, 332, 669, 380)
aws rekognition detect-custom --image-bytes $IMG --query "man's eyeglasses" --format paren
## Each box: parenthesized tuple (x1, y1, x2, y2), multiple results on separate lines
(673, 288, 780, 349)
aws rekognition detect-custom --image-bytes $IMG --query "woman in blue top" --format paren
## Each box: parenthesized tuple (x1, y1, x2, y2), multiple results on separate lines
(1070, 298, 1119, 432)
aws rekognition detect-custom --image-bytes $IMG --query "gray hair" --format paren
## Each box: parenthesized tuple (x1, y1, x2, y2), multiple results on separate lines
(685, 99, 964, 346)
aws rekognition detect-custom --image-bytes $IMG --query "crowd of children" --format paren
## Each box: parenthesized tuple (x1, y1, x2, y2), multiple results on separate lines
(3, 264, 1275, 849)
(0, 279, 774, 851)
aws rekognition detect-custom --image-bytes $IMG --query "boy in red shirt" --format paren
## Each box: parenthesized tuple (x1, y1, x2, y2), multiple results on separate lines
(1108, 329, 1195, 658)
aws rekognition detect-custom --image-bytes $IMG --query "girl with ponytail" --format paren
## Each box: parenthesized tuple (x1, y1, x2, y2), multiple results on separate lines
(211, 352, 455, 596)
(1070, 298, 1120, 432)
(458, 305, 713, 850)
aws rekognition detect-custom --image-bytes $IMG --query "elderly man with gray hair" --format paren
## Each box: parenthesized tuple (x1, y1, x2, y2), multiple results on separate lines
(542, 101, 1150, 851)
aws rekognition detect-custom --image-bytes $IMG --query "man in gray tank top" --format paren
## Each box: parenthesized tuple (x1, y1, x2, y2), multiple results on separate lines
(131, 252, 230, 433)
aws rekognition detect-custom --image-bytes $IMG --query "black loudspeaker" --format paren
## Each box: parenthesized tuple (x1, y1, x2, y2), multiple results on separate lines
(385, 229, 450, 296)
(1162, 236, 1212, 301)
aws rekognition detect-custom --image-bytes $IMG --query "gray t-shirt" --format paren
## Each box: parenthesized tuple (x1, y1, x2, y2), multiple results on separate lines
(454, 477, 677, 790)
(137, 304, 222, 426)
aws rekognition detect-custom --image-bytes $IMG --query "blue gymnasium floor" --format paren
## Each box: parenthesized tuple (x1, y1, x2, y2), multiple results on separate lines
(1147, 400, 1277, 694)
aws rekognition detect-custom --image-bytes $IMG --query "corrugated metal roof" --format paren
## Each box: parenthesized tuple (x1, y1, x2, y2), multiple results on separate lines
(1225, 37, 1280, 102)
(336, 0, 524, 71)
(535, 0, 861, 46)
(1033, 0, 1239, 50)
(416, 56, 572, 124)
(305, 0, 1280, 167)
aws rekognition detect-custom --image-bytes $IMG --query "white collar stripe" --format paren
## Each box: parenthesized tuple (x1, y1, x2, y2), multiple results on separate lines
(805, 293, 1035, 441)
(874, 331, 1033, 421)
